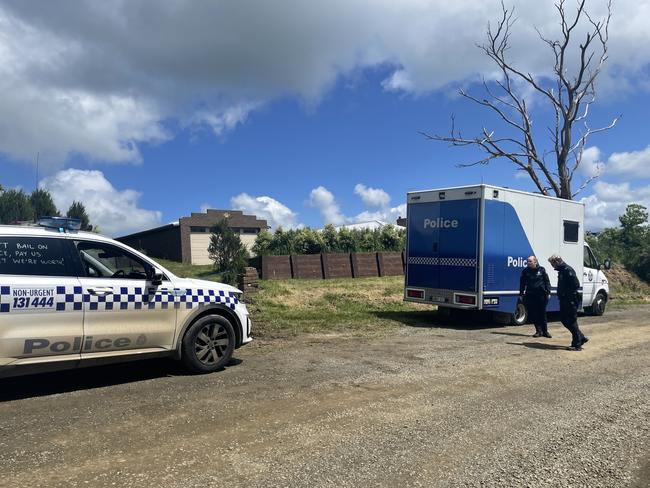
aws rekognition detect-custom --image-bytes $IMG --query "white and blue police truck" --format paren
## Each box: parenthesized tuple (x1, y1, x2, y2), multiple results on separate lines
(404, 184, 609, 324)
(0, 217, 252, 378)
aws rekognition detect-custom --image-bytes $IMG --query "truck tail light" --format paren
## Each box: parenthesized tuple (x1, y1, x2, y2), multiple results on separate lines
(455, 294, 476, 305)
(406, 289, 424, 299)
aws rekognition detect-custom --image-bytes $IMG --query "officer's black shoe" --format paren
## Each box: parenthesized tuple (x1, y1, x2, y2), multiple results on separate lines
(543, 332, 552, 338)
(567, 346, 582, 351)
(532, 332, 541, 338)
(580, 336, 589, 346)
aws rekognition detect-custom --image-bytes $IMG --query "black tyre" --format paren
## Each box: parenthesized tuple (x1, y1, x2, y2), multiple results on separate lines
(591, 291, 607, 316)
(511, 300, 528, 326)
(181, 315, 235, 373)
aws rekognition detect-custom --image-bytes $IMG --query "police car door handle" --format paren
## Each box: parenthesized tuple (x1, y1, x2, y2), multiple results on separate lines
(88, 286, 114, 296)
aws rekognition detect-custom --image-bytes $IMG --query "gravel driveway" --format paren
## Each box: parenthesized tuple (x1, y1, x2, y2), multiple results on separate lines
(0, 306, 648, 487)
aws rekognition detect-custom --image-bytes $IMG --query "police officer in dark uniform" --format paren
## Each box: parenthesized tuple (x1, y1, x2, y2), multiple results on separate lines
(519, 255, 551, 338)
(548, 254, 589, 351)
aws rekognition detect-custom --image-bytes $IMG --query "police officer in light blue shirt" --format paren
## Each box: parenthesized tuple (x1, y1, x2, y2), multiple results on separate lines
(519, 255, 552, 338)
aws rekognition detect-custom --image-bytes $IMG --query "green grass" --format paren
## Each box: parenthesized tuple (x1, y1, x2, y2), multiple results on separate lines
(156, 258, 223, 281)
(148, 258, 650, 337)
(247, 276, 434, 338)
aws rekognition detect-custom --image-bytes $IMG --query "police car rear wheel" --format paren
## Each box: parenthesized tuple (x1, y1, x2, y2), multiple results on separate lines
(512, 302, 528, 326)
(181, 315, 235, 373)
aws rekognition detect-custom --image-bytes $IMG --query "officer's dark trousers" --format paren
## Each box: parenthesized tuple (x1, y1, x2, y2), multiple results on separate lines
(559, 299, 585, 347)
(524, 293, 548, 335)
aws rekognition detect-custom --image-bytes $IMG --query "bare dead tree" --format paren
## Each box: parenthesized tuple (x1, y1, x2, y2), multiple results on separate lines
(422, 0, 618, 199)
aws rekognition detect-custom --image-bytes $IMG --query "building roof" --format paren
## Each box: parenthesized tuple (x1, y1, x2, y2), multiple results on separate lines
(180, 209, 269, 229)
(117, 209, 268, 240)
(333, 220, 389, 231)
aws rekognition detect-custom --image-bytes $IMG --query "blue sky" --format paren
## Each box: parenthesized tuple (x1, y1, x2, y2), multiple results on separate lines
(1, 1, 650, 235)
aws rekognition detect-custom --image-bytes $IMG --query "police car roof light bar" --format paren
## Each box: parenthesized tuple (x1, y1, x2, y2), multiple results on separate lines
(37, 217, 82, 232)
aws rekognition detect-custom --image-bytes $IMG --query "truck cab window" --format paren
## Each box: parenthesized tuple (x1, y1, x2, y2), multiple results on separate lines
(584, 246, 598, 269)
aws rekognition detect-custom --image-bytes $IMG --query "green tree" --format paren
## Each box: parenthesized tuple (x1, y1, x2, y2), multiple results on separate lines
(379, 224, 401, 251)
(321, 224, 339, 252)
(30, 189, 60, 219)
(0, 189, 34, 224)
(293, 228, 324, 254)
(619, 204, 648, 246)
(337, 228, 355, 252)
(208, 218, 250, 285)
(268, 227, 294, 255)
(619, 203, 648, 229)
(66, 201, 92, 231)
(252, 229, 273, 256)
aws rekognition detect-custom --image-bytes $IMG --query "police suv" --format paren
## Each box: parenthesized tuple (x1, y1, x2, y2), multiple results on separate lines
(0, 218, 252, 378)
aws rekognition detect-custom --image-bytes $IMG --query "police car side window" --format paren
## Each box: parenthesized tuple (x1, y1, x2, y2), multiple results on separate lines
(0, 237, 77, 277)
(75, 241, 151, 280)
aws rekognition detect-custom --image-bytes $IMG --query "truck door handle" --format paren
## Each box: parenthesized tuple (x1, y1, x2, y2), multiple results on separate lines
(88, 287, 114, 295)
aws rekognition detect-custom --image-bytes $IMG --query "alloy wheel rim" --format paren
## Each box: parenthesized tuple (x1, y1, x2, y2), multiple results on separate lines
(194, 323, 230, 365)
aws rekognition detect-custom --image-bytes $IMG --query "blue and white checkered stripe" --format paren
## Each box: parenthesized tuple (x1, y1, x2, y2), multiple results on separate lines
(407, 256, 477, 267)
(0, 285, 239, 313)
(0, 286, 11, 313)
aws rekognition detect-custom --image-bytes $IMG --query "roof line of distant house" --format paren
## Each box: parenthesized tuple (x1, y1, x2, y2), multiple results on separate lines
(117, 222, 179, 240)
(118, 209, 269, 240)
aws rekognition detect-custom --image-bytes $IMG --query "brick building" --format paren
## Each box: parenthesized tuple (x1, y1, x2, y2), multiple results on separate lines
(117, 209, 268, 265)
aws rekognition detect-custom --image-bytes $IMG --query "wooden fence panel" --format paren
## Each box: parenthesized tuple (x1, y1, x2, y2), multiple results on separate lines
(351, 252, 379, 278)
(377, 251, 404, 276)
(261, 255, 292, 280)
(291, 254, 324, 279)
(322, 253, 353, 279)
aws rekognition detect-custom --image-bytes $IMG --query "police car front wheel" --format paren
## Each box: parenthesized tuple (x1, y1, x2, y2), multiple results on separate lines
(181, 315, 235, 373)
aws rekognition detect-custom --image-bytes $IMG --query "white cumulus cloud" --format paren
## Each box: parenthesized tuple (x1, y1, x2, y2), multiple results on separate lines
(577, 146, 605, 179)
(353, 204, 407, 225)
(308, 186, 347, 226)
(581, 181, 650, 231)
(354, 183, 391, 208)
(309, 184, 405, 227)
(231, 193, 301, 230)
(1, 0, 649, 169)
(40, 169, 161, 236)
(606, 144, 650, 178)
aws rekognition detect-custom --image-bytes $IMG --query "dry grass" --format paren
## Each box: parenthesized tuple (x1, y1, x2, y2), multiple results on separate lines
(247, 276, 433, 338)
(606, 264, 650, 306)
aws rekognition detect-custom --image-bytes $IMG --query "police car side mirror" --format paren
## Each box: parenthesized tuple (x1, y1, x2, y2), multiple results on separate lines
(149, 267, 164, 285)
(603, 259, 611, 270)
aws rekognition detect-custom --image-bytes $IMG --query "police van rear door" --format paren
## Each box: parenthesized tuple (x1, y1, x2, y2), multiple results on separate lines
(0, 235, 83, 367)
(405, 188, 480, 305)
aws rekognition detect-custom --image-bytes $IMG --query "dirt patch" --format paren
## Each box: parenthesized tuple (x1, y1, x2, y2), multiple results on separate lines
(0, 305, 648, 487)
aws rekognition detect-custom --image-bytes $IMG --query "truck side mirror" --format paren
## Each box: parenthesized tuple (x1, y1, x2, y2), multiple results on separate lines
(603, 259, 611, 270)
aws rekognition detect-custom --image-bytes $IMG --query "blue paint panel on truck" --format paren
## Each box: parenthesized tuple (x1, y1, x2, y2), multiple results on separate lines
(483, 200, 534, 295)
(407, 199, 479, 292)
(407, 201, 440, 290)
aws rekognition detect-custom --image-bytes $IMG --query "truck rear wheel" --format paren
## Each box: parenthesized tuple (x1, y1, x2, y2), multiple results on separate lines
(511, 301, 528, 326)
